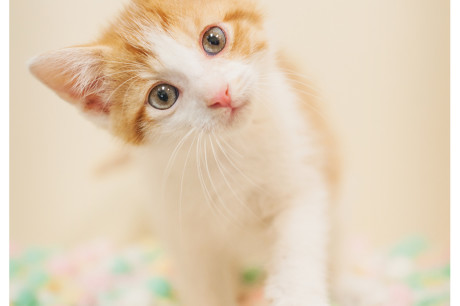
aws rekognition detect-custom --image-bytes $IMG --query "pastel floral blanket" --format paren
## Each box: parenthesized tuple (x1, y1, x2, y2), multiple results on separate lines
(10, 236, 449, 306)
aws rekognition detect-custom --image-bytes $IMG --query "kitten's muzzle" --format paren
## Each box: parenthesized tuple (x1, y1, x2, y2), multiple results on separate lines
(207, 85, 233, 109)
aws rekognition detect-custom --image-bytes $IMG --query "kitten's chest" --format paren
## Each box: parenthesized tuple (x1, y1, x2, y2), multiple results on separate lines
(135, 134, 284, 225)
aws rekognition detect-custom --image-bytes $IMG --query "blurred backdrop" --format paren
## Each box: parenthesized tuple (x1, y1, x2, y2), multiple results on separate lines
(10, 0, 449, 251)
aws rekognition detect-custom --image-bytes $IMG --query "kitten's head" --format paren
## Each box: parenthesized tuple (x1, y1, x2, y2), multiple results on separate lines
(29, 0, 270, 144)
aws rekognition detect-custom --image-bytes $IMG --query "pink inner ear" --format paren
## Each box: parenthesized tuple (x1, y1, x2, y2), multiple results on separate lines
(29, 46, 111, 116)
(83, 94, 110, 114)
(68, 76, 110, 115)
(50, 77, 110, 116)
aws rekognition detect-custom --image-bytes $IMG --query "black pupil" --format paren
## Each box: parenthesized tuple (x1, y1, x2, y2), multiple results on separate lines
(207, 34, 220, 46)
(157, 88, 169, 102)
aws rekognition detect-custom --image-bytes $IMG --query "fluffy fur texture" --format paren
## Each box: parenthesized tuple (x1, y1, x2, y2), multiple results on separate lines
(30, 0, 339, 305)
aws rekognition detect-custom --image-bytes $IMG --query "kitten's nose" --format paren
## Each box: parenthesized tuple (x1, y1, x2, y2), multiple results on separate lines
(208, 86, 232, 108)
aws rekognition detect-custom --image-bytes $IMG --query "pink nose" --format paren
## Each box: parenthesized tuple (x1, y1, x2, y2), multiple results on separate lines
(208, 86, 232, 108)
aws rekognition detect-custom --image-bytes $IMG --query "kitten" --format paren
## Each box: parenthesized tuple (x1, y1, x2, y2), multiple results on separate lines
(29, 0, 338, 305)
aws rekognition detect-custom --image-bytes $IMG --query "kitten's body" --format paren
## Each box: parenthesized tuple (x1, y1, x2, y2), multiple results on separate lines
(135, 73, 330, 305)
(30, 0, 337, 305)
(132, 67, 331, 305)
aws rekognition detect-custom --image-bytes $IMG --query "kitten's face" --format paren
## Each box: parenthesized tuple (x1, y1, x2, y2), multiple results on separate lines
(30, 0, 269, 144)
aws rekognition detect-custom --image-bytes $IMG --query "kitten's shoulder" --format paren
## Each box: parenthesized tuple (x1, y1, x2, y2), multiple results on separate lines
(276, 53, 341, 194)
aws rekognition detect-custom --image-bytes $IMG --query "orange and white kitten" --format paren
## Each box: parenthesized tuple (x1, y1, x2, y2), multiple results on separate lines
(30, 0, 337, 305)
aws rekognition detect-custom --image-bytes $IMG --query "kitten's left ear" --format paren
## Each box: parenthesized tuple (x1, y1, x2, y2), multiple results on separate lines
(29, 45, 111, 128)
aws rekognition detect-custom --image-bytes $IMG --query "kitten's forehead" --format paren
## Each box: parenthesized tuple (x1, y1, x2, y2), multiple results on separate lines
(101, 0, 266, 60)
(146, 30, 204, 76)
(94, 0, 267, 144)
(130, 0, 263, 29)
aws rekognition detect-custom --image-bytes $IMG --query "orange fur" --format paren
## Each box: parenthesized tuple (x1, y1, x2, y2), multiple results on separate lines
(30, 0, 337, 180)
(277, 55, 341, 195)
(29, 1, 339, 304)
(82, 0, 268, 143)
(30, 0, 337, 183)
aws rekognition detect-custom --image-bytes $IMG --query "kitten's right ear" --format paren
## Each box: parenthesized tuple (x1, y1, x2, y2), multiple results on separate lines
(29, 46, 112, 128)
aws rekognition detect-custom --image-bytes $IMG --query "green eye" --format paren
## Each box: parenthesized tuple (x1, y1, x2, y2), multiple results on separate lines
(202, 26, 226, 55)
(148, 84, 179, 110)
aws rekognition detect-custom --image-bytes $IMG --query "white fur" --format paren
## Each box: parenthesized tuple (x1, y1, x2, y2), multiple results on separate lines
(31, 17, 331, 306)
(127, 28, 331, 306)
(139, 28, 258, 136)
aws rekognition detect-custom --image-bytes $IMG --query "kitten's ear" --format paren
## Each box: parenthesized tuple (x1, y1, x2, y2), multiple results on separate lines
(29, 46, 111, 128)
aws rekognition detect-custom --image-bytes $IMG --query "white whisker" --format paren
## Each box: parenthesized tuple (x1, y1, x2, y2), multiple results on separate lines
(178, 132, 198, 244)
(214, 136, 265, 192)
(105, 74, 140, 103)
(209, 133, 260, 221)
(93, 69, 145, 84)
(121, 75, 141, 114)
(203, 135, 241, 227)
(161, 128, 195, 203)
(216, 134, 243, 159)
(195, 132, 220, 220)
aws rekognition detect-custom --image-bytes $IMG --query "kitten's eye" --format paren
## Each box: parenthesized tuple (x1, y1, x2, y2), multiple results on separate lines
(148, 84, 179, 110)
(202, 26, 226, 55)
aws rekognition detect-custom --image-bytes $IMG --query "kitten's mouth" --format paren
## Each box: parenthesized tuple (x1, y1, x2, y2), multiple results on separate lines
(224, 100, 248, 125)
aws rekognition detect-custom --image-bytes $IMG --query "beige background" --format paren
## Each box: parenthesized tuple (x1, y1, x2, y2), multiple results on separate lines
(11, 0, 449, 250)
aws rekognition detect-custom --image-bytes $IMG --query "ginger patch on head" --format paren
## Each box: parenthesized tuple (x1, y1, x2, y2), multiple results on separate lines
(30, 0, 270, 144)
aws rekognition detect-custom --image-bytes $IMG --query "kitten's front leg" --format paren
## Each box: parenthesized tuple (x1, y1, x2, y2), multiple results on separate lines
(265, 189, 330, 306)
